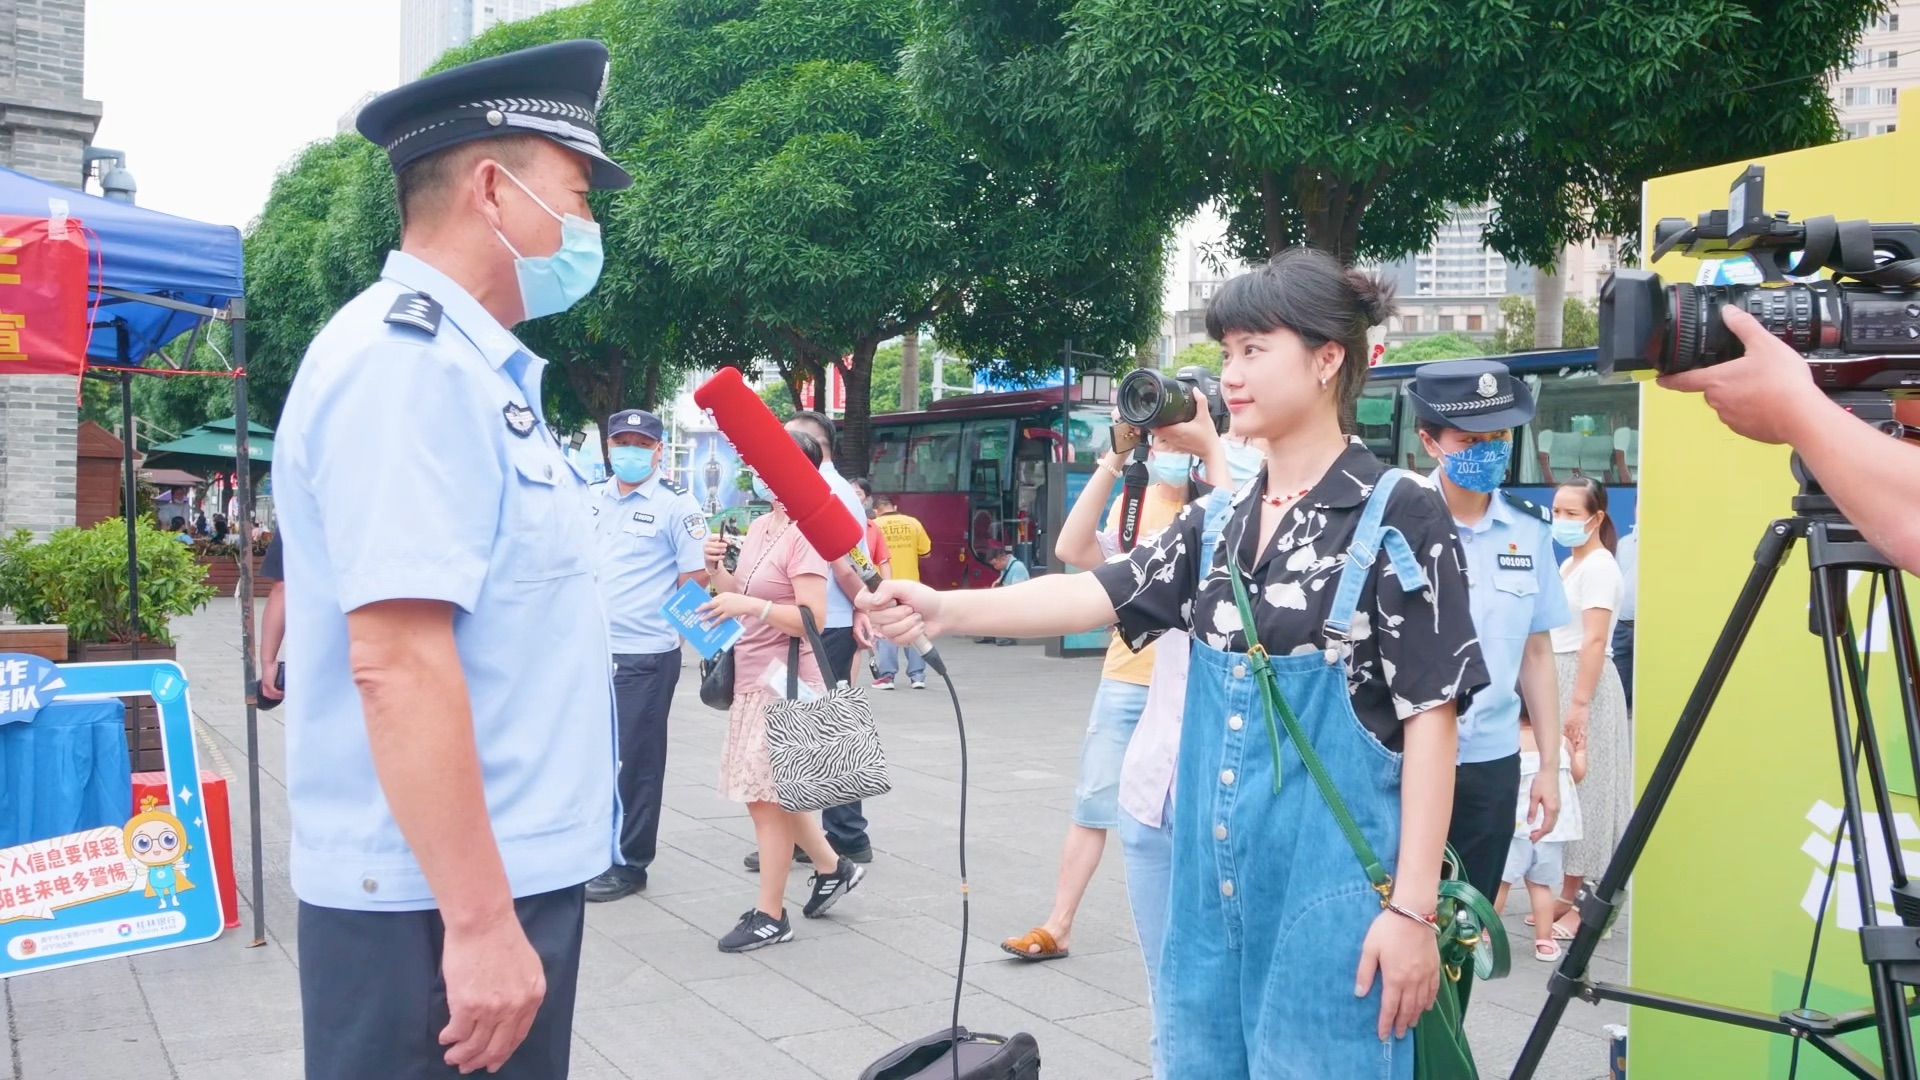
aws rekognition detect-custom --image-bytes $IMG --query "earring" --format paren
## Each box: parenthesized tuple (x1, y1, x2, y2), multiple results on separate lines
(1319, 374, 1330, 388)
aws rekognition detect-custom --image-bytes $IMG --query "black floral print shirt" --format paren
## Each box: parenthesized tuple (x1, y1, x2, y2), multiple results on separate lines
(1090, 439, 1489, 750)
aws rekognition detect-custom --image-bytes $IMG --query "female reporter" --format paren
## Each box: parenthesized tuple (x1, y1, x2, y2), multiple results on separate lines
(861, 250, 1487, 1079)
(698, 430, 864, 952)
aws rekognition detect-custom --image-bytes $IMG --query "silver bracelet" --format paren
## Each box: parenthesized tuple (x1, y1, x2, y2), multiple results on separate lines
(1385, 902, 1441, 935)
(759, 599, 774, 621)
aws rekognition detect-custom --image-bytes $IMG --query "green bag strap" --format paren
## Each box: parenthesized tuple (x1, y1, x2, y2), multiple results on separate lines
(1225, 559, 1394, 902)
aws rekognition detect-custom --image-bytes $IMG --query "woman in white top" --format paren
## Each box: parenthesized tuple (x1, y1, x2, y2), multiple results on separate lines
(1546, 476, 1629, 935)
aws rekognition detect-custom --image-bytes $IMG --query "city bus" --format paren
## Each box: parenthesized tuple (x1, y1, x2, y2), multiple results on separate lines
(858, 348, 1640, 590)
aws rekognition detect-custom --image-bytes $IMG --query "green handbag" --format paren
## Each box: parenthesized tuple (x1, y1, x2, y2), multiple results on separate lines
(1225, 564, 1509, 1080)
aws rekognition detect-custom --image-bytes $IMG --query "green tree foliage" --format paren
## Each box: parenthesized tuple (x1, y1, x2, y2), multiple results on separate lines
(0, 520, 215, 645)
(1169, 339, 1223, 375)
(912, 0, 1878, 268)
(607, 0, 1167, 472)
(1386, 333, 1488, 364)
(1491, 295, 1599, 354)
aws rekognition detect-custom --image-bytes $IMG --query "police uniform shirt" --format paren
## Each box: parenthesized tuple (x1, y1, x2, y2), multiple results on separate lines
(1440, 480, 1572, 764)
(276, 249, 616, 912)
(591, 475, 708, 653)
(818, 460, 870, 630)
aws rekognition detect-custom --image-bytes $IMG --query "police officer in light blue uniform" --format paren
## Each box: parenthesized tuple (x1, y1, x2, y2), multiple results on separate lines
(1409, 359, 1570, 1006)
(584, 408, 709, 903)
(274, 40, 628, 1080)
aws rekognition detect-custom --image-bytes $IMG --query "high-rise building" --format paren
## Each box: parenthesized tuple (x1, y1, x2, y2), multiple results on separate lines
(399, 0, 587, 84)
(1831, 5, 1914, 140)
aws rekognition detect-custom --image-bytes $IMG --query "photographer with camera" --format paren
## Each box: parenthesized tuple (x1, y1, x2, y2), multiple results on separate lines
(1658, 305, 1920, 575)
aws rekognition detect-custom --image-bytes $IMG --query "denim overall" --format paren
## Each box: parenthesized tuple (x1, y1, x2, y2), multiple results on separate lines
(1158, 471, 1428, 1080)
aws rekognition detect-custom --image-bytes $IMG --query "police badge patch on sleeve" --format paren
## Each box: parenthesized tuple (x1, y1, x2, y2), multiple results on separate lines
(502, 403, 536, 438)
(685, 514, 709, 540)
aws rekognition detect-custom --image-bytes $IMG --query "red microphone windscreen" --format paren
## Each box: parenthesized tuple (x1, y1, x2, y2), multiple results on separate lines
(692, 367, 864, 560)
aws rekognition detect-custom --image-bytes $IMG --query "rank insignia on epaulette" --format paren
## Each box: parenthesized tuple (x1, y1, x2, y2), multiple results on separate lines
(384, 292, 442, 335)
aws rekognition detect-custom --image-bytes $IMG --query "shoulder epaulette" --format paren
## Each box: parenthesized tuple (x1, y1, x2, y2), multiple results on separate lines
(660, 477, 688, 495)
(1502, 491, 1551, 523)
(384, 292, 442, 336)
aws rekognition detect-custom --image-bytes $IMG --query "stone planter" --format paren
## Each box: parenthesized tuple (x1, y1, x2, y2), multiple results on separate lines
(72, 640, 177, 773)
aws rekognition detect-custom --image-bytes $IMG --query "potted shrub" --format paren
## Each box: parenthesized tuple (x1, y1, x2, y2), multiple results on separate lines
(0, 520, 215, 771)
(0, 530, 67, 661)
(191, 534, 268, 598)
(0, 519, 216, 660)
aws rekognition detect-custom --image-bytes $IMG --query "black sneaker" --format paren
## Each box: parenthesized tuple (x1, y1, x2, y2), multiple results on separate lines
(744, 845, 809, 873)
(718, 908, 792, 952)
(802, 857, 866, 918)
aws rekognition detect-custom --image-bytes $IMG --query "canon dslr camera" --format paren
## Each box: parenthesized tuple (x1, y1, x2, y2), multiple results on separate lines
(1597, 165, 1920, 393)
(1116, 364, 1230, 433)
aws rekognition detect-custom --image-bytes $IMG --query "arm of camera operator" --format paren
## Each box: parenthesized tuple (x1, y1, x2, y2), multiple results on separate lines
(1661, 306, 1920, 574)
(1055, 448, 1127, 569)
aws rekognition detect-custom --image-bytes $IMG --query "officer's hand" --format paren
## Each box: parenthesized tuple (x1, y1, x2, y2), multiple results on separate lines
(438, 914, 545, 1074)
(1528, 769, 1560, 842)
(1657, 306, 1825, 445)
(1145, 389, 1224, 458)
(858, 580, 945, 642)
(257, 664, 283, 702)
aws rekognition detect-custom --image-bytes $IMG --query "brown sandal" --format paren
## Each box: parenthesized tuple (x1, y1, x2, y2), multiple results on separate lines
(1000, 927, 1068, 961)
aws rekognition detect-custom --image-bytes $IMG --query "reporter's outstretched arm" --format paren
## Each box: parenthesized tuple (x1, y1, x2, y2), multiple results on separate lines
(859, 571, 1118, 644)
(1660, 305, 1920, 574)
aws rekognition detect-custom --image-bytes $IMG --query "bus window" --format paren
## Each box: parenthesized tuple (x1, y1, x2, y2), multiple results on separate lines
(870, 427, 908, 492)
(1355, 385, 1398, 465)
(906, 421, 964, 492)
(1392, 387, 1441, 475)
(962, 419, 1014, 491)
(1521, 374, 1639, 487)
(1053, 407, 1113, 462)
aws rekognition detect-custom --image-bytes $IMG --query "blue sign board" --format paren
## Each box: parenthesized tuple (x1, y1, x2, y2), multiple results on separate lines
(0, 655, 63, 726)
(1058, 468, 1126, 653)
(0, 660, 224, 979)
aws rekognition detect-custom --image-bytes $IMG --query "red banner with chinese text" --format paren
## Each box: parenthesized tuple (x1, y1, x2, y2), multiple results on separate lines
(0, 214, 88, 376)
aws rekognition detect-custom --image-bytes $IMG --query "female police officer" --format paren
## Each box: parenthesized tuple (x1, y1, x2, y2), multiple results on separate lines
(275, 41, 627, 1079)
(862, 249, 1489, 1078)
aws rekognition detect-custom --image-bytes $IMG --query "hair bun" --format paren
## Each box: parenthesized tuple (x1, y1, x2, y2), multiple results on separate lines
(1343, 268, 1397, 328)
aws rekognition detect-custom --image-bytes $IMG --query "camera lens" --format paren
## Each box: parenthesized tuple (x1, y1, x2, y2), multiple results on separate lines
(1664, 282, 1837, 374)
(1117, 370, 1198, 429)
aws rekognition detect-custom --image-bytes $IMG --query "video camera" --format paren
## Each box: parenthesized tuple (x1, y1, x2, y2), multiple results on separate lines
(1597, 165, 1920, 394)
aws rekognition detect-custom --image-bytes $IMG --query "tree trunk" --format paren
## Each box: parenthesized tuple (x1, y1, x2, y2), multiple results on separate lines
(641, 360, 660, 411)
(561, 346, 629, 461)
(1533, 262, 1567, 349)
(899, 328, 919, 413)
(838, 338, 879, 480)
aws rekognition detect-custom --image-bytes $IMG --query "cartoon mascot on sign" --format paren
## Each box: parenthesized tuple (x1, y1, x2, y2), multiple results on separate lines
(124, 796, 193, 910)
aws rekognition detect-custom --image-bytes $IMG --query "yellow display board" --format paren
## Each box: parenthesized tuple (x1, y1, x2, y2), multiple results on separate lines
(1630, 96, 1920, 1077)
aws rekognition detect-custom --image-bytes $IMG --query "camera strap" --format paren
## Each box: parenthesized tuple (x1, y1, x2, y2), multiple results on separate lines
(1117, 445, 1151, 551)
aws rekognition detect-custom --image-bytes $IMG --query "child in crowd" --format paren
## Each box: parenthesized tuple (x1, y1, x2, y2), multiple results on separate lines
(1499, 711, 1587, 962)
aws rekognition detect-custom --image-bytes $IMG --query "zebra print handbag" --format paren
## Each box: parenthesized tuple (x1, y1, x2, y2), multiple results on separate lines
(764, 606, 892, 813)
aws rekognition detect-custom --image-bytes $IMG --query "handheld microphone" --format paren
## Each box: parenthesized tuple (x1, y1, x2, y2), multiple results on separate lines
(693, 367, 947, 675)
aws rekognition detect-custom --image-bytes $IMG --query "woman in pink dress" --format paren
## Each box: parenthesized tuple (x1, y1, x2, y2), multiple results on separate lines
(697, 430, 865, 952)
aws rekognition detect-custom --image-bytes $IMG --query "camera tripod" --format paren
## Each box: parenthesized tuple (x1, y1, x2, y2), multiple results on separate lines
(1513, 457, 1920, 1080)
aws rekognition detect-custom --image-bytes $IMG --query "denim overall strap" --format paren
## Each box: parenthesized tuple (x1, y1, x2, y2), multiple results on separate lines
(1226, 560, 1394, 902)
(1323, 468, 1428, 655)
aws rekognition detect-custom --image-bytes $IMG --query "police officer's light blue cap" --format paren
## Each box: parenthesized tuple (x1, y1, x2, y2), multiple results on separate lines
(607, 409, 664, 441)
(355, 39, 632, 191)
(1406, 359, 1536, 433)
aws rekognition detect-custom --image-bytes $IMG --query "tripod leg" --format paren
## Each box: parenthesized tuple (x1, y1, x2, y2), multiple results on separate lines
(1812, 563, 1919, 1080)
(1511, 521, 1798, 1079)
(1838, 582, 1911, 909)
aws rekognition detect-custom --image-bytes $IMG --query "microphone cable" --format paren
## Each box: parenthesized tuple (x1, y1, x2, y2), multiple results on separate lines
(931, 661, 971, 1080)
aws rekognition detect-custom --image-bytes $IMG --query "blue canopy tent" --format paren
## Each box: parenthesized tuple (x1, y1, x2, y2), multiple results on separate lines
(0, 166, 269, 944)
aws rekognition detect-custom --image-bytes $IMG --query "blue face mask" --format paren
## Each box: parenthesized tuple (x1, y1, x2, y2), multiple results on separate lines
(751, 475, 774, 502)
(1149, 452, 1193, 487)
(1224, 439, 1265, 486)
(1551, 517, 1595, 548)
(608, 445, 655, 485)
(1439, 438, 1512, 493)
(493, 166, 604, 320)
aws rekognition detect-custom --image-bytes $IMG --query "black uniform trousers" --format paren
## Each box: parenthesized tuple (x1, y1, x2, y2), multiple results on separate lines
(612, 649, 682, 881)
(1447, 752, 1522, 1011)
(299, 885, 585, 1080)
(818, 625, 871, 853)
